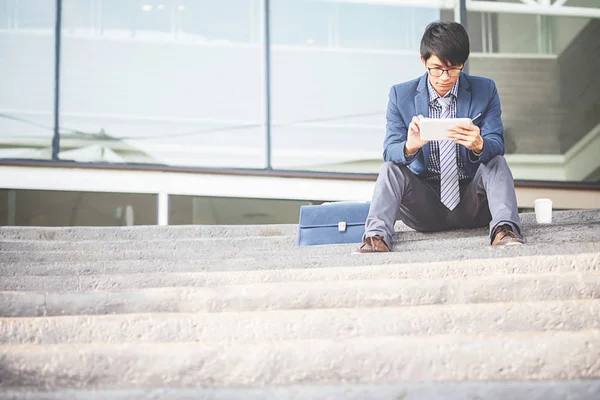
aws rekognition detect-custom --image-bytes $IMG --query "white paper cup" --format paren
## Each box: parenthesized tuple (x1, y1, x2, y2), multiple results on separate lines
(533, 198, 553, 224)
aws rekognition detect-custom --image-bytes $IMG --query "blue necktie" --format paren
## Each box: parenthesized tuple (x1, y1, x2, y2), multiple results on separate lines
(436, 97, 460, 211)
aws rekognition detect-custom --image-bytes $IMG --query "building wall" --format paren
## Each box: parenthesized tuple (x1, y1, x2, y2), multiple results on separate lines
(558, 19, 600, 152)
(554, 0, 597, 54)
(470, 57, 563, 154)
(495, 13, 540, 54)
(491, 0, 595, 55)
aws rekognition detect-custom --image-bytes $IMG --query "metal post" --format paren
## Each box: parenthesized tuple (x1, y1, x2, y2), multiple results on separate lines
(52, 0, 62, 161)
(327, 3, 333, 47)
(481, 12, 487, 53)
(454, 0, 461, 25)
(90, 0, 95, 36)
(460, 0, 469, 74)
(157, 192, 169, 226)
(264, 0, 272, 170)
(7, 0, 12, 29)
(542, 15, 553, 54)
(536, 14, 543, 54)
(99, 0, 104, 36)
(13, 0, 19, 29)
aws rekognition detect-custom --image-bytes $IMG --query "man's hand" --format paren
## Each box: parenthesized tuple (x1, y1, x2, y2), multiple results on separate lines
(448, 121, 484, 153)
(405, 115, 428, 155)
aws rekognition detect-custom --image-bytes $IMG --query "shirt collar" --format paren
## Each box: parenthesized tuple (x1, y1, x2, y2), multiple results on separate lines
(427, 77, 459, 105)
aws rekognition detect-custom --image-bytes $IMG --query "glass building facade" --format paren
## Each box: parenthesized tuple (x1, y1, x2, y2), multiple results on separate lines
(0, 0, 599, 226)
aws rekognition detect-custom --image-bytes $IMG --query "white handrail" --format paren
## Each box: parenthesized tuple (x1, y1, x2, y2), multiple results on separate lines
(320, 0, 454, 9)
(466, 0, 600, 18)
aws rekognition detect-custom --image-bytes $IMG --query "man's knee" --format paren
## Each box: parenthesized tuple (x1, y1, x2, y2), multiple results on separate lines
(379, 161, 410, 177)
(379, 161, 395, 173)
(481, 155, 510, 173)
(377, 161, 411, 189)
(488, 155, 507, 165)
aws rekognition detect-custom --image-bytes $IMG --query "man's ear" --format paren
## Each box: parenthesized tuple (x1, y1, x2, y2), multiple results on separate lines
(420, 56, 426, 66)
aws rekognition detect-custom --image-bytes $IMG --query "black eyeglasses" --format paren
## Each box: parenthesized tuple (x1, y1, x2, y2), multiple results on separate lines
(427, 67, 463, 77)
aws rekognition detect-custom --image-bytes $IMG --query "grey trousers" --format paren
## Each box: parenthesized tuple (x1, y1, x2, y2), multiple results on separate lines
(365, 155, 522, 247)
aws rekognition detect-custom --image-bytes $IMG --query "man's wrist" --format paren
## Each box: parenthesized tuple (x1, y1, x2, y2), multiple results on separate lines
(404, 144, 419, 156)
(472, 143, 483, 156)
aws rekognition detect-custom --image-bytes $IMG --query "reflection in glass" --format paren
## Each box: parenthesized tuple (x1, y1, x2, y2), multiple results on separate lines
(59, 0, 265, 167)
(0, 0, 56, 159)
(270, 0, 441, 171)
(1, 1, 598, 185)
(468, 14, 600, 183)
(0, 189, 156, 226)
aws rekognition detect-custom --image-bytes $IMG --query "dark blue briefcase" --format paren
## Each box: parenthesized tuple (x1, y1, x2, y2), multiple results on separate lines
(297, 202, 370, 246)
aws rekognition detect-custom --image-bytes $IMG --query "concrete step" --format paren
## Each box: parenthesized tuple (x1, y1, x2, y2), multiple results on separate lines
(1, 219, 597, 254)
(0, 209, 596, 242)
(1, 331, 599, 389)
(2, 380, 600, 400)
(1, 210, 598, 396)
(1, 253, 598, 291)
(0, 234, 297, 253)
(2, 272, 599, 317)
(2, 300, 599, 345)
(2, 241, 599, 275)
(0, 224, 299, 242)
(1, 223, 598, 264)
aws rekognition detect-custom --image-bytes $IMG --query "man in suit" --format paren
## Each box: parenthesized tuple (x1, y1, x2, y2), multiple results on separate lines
(355, 21, 523, 253)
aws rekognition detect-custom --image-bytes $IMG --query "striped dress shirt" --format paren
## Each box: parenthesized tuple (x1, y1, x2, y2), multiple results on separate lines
(424, 78, 469, 181)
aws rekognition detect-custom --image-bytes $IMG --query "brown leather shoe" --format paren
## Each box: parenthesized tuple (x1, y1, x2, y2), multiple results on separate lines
(353, 235, 390, 253)
(492, 225, 524, 246)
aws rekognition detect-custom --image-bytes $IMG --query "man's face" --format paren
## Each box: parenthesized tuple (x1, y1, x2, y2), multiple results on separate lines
(421, 55, 463, 96)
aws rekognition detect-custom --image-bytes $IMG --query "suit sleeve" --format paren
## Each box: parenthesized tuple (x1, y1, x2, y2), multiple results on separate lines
(470, 81, 505, 164)
(383, 86, 418, 164)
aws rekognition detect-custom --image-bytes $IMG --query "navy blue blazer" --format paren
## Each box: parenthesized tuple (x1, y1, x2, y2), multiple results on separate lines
(383, 72, 505, 181)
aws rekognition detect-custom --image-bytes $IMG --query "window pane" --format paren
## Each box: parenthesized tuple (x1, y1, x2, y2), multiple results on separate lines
(270, 0, 441, 171)
(0, 0, 56, 160)
(60, 0, 265, 167)
(0, 189, 156, 226)
(169, 195, 312, 225)
(470, 13, 600, 183)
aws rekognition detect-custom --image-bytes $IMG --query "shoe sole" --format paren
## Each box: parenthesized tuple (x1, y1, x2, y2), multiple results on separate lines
(493, 242, 524, 247)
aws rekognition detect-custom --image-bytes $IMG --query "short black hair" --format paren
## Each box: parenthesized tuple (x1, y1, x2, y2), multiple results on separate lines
(420, 21, 470, 67)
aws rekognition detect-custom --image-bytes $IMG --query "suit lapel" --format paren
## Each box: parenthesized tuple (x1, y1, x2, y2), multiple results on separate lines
(415, 73, 431, 163)
(414, 73, 429, 117)
(456, 74, 472, 162)
(456, 74, 472, 118)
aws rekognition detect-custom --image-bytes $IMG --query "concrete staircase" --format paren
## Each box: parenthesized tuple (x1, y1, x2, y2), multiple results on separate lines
(0, 210, 599, 399)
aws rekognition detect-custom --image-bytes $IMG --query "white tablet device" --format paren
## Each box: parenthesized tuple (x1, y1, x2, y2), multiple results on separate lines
(420, 118, 472, 141)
